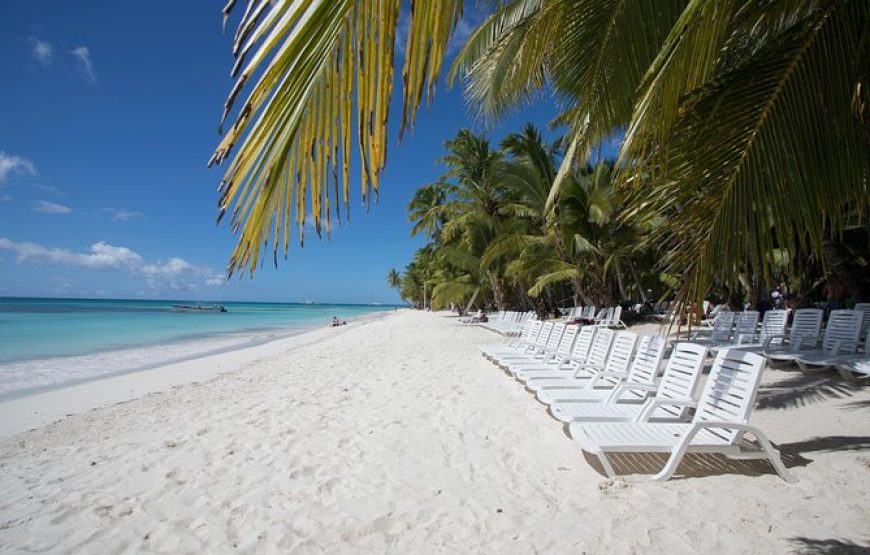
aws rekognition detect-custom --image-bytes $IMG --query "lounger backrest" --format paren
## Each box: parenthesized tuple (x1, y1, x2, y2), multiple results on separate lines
(536, 321, 555, 348)
(822, 310, 864, 353)
(691, 348, 766, 444)
(757, 309, 789, 345)
(609, 306, 623, 326)
(626, 335, 667, 385)
(603, 332, 639, 375)
(570, 326, 596, 360)
(788, 308, 823, 348)
(732, 311, 759, 339)
(527, 320, 543, 344)
(649, 342, 708, 419)
(854, 303, 870, 341)
(555, 324, 580, 357)
(544, 323, 565, 352)
(585, 328, 615, 367)
(710, 311, 736, 342)
(583, 306, 596, 319)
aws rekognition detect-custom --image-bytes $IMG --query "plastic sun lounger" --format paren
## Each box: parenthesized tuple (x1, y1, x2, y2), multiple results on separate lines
(525, 331, 635, 394)
(549, 342, 707, 422)
(505, 326, 597, 380)
(794, 310, 864, 370)
(499, 324, 579, 373)
(761, 308, 825, 365)
(539, 335, 666, 408)
(570, 349, 797, 483)
(516, 328, 615, 386)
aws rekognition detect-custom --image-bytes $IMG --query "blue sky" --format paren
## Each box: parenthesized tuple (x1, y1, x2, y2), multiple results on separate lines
(0, 2, 578, 304)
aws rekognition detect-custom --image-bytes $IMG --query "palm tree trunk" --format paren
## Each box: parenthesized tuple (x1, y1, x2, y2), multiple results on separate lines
(614, 260, 628, 300)
(628, 260, 648, 303)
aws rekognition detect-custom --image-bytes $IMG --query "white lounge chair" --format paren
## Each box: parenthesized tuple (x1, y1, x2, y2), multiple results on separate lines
(517, 328, 615, 385)
(493, 322, 562, 365)
(480, 320, 541, 359)
(498, 323, 577, 370)
(726, 309, 789, 353)
(517, 328, 637, 391)
(795, 309, 864, 370)
(761, 308, 824, 365)
(539, 335, 667, 408)
(533, 331, 639, 401)
(688, 311, 735, 345)
(570, 348, 797, 483)
(506, 326, 597, 379)
(552, 342, 707, 422)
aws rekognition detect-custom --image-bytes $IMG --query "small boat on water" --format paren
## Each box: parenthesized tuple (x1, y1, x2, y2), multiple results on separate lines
(171, 303, 228, 313)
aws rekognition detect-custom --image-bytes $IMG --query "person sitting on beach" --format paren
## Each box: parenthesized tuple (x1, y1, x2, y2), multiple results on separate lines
(332, 316, 341, 327)
(471, 308, 487, 323)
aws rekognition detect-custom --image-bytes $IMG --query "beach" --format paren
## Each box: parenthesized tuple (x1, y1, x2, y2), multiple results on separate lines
(1, 310, 868, 553)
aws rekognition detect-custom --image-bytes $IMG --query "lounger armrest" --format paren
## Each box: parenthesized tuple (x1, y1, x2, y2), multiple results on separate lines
(583, 371, 628, 390)
(736, 333, 757, 345)
(635, 398, 697, 423)
(761, 334, 788, 348)
(606, 383, 657, 403)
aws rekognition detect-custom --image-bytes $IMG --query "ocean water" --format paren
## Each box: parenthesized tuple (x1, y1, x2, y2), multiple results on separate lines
(0, 297, 395, 399)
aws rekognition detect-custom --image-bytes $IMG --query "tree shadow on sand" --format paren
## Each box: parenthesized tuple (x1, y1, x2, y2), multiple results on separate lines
(756, 372, 869, 410)
(578, 435, 870, 480)
(789, 537, 870, 554)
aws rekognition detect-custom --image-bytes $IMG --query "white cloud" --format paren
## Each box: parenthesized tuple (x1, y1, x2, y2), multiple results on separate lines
(103, 208, 143, 222)
(0, 237, 224, 290)
(0, 239, 141, 270)
(30, 38, 54, 66)
(0, 151, 36, 183)
(71, 46, 97, 84)
(34, 200, 72, 214)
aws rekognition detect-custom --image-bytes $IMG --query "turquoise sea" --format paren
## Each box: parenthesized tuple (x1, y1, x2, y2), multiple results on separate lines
(0, 297, 395, 399)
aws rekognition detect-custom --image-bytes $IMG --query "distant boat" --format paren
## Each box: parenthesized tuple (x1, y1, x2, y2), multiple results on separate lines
(171, 303, 227, 313)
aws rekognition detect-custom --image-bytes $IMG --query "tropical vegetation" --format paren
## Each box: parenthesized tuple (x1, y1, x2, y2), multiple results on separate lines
(212, 1, 869, 310)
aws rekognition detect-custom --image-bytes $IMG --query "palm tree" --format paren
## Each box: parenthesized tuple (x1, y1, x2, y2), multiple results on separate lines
(451, 0, 870, 302)
(386, 268, 402, 299)
(213, 1, 869, 306)
(407, 181, 450, 240)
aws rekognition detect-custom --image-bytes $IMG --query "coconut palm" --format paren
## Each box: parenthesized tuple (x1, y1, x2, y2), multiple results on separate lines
(451, 0, 870, 302)
(386, 268, 402, 296)
(213, 0, 869, 306)
(407, 181, 450, 241)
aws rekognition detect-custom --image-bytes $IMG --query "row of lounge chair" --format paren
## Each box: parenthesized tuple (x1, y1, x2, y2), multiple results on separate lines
(693, 307, 869, 378)
(476, 308, 869, 482)
(465, 305, 629, 335)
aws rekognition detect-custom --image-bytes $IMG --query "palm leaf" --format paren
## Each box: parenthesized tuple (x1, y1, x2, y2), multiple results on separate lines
(212, 0, 463, 275)
(620, 0, 870, 301)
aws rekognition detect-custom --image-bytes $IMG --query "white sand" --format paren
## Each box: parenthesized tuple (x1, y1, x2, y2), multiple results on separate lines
(1, 310, 868, 553)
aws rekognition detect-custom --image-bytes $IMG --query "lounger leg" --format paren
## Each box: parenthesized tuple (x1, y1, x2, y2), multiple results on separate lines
(652, 427, 701, 481)
(596, 452, 617, 479)
(744, 429, 799, 484)
(835, 366, 858, 382)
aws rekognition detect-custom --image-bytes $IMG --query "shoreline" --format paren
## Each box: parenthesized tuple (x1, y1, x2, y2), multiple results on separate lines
(0, 310, 391, 437)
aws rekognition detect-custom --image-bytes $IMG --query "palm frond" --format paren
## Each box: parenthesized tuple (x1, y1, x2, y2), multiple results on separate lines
(620, 0, 870, 301)
(528, 265, 581, 297)
(212, 0, 463, 275)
